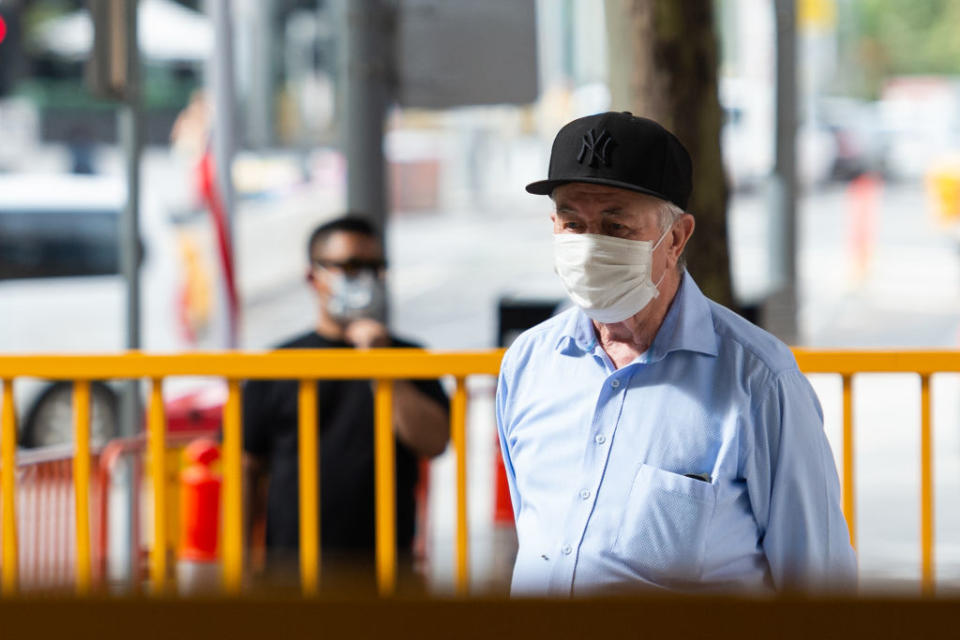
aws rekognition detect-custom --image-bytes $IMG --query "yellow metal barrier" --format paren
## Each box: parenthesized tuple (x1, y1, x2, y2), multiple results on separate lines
(792, 349, 958, 595)
(0, 348, 954, 596)
(451, 377, 469, 595)
(147, 379, 168, 595)
(375, 380, 396, 595)
(0, 350, 504, 597)
(1, 380, 18, 595)
(72, 381, 92, 595)
(297, 379, 319, 596)
(221, 380, 244, 595)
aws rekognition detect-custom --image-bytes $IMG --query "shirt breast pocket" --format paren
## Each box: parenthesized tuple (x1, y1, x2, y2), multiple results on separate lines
(611, 463, 718, 585)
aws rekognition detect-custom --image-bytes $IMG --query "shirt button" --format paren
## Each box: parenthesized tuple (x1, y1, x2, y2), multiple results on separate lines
(595, 434, 606, 445)
(579, 489, 591, 500)
(610, 379, 621, 388)
(561, 545, 572, 555)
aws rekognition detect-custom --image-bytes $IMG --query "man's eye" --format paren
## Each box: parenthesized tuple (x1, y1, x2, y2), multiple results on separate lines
(563, 221, 580, 230)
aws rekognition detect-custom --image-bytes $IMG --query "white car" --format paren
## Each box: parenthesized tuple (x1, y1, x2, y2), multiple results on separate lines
(0, 158, 345, 447)
(0, 173, 180, 447)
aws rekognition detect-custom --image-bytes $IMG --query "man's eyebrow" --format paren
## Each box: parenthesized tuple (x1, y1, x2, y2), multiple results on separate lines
(600, 207, 624, 216)
(554, 203, 577, 214)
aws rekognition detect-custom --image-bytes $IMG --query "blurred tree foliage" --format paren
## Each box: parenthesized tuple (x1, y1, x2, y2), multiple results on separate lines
(846, 0, 960, 97)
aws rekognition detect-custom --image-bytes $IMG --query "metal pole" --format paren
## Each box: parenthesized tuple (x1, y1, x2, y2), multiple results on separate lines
(118, 0, 142, 437)
(247, 0, 274, 148)
(763, 0, 798, 344)
(338, 0, 392, 234)
(210, 0, 238, 348)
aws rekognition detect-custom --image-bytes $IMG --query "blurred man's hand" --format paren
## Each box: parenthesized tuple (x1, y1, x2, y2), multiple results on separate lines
(344, 318, 390, 349)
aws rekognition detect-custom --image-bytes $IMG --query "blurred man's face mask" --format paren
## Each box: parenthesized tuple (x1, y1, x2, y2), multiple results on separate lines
(323, 269, 387, 323)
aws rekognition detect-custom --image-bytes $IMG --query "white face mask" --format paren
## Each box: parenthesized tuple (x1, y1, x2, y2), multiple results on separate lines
(553, 228, 670, 324)
(324, 271, 387, 323)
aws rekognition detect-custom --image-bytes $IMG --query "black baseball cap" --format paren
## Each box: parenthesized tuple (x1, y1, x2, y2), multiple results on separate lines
(525, 111, 693, 210)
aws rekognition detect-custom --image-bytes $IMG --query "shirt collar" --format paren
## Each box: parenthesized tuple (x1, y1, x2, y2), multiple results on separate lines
(646, 270, 719, 362)
(554, 271, 719, 360)
(553, 305, 598, 355)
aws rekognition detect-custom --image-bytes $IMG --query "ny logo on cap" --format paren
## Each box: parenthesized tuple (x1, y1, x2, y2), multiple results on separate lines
(577, 128, 614, 168)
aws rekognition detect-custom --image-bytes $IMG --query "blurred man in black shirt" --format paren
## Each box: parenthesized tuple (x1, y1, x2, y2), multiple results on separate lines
(242, 216, 449, 585)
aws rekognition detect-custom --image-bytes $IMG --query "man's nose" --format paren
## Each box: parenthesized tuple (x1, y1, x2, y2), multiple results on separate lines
(582, 220, 606, 235)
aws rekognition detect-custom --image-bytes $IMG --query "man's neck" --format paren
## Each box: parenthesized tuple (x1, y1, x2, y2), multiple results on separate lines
(593, 270, 682, 369)
(315, 313, 347, 342)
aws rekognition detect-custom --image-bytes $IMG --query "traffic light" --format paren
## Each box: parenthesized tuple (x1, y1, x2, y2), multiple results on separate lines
(0, 4, 22, 97)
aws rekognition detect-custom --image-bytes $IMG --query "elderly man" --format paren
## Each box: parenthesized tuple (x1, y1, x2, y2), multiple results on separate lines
(496, 112, 856, 595)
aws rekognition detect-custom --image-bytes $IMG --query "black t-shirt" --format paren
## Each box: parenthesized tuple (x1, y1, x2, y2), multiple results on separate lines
(242, 330, 449, 559)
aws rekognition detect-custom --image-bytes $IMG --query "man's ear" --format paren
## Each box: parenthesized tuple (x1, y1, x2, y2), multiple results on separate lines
(550, 211, 562, 233)
(670, 214, 695, 260)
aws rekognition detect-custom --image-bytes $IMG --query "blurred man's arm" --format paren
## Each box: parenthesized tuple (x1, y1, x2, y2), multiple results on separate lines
(241, 380, 273, 559)
(392, 381, 449, 458)
(344, 318, 450, 457)
(243, 453, 269, 550)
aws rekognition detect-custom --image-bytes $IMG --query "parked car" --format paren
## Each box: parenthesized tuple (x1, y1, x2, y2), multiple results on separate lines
(819, 97, 888, 181)
(0, 172, 189, 446)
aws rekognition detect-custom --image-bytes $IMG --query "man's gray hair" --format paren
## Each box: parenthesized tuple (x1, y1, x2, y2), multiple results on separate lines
(657, 199, 687, 272)
(657, 199, 685, 232)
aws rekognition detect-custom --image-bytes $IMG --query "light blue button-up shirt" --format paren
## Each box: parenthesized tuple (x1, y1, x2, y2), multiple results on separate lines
(496, 272, 856, 595)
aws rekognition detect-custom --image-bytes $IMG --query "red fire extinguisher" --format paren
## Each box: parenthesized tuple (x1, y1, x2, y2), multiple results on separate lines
(178, 439, 221, 592)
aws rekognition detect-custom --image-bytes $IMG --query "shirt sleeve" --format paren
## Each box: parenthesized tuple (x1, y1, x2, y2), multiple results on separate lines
(744, 369, 858, 592)
(495, 359, 521, 521)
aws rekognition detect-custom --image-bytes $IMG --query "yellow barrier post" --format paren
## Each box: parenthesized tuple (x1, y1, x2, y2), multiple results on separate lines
(73, 380, 92, 595)
(1, 380, 18, 595)
(920, 374, 934, 595)
(841, 374, 855, 549)
(221, 380, 243, 594)
(451, 377, 469, 595)
(298, 379, 319, 596)
(148, 378, 168, 594)
(374, 379, 396, 596)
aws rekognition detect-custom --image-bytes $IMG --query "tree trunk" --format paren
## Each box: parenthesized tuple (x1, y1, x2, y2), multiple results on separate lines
(605, 0, 735, 309)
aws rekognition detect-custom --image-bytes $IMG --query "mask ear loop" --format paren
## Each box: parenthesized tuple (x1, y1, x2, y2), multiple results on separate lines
(650, 224, 673, 290)
(651, 224, 672, 252)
